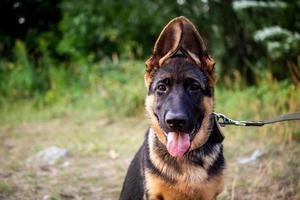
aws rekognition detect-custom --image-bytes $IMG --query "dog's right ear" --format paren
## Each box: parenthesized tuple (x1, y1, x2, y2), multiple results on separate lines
(144, 18, 183, 87)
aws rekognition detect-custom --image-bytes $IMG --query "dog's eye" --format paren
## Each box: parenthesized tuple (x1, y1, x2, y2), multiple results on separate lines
(157, 84, 167, 92)
(185, 78, 202, 92)
(190, 84, 201, 91)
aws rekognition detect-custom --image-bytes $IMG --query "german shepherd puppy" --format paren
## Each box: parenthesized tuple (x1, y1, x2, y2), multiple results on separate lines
(120, 16, 225, 200)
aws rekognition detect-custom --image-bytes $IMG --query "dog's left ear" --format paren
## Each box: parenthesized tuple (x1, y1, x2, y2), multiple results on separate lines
(145, 16, 216, 87)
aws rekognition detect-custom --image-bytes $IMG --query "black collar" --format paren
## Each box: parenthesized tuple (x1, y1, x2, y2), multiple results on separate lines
(209, 114, 224, 143)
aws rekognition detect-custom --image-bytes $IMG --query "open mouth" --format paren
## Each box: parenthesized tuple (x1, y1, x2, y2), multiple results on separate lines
(163, 120, 201, 158)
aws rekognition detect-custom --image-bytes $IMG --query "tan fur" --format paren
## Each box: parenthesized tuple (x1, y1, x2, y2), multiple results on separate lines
(145, 167, 224, 200)
(190, 96, 213, 150)
(145, 95, 167, 145)
(144, 72, 152, 88)
(148, 129, 171, 177)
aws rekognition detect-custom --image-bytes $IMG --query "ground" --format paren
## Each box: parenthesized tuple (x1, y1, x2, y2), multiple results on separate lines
(0, 110, 299, 200)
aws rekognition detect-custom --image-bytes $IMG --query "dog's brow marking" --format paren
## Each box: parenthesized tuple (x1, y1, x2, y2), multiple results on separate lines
(158, 73, 172, 80)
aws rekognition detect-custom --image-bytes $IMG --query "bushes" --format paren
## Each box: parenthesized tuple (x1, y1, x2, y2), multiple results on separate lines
(0, 40, 34, 97)
(98, 61, 145, 116)
(0, 47, 146, 117)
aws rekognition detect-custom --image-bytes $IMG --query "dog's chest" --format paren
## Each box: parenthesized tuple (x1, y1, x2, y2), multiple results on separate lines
(145, 129, 224, 199)
(144, 168, 223, 200)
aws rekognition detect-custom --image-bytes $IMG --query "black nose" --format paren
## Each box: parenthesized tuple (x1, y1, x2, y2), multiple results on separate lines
(165, 112, 188, 130)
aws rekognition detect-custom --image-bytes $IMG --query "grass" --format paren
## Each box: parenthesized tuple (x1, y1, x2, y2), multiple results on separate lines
(0, 62, 300, 199)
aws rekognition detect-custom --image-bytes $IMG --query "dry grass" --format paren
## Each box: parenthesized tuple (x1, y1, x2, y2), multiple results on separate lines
(0, 111, 299, 200)
(0, 115, 146, 200)
(220, 126, 300, 200)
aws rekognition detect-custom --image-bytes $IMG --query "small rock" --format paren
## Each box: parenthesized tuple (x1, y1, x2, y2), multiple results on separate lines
(62, 161, 70, 168)
(237, 149, 264, 165)
(109, 149, 118, 159)
(27, 146, 68, 167)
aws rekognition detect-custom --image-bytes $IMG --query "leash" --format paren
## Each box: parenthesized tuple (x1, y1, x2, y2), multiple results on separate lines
(213, 112, 300, 127)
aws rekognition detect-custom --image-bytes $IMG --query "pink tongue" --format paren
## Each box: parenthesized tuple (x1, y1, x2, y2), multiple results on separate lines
(167, 132, 190, 158)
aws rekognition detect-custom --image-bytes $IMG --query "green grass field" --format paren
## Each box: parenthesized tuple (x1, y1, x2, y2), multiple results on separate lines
(0, 62, 300, 200)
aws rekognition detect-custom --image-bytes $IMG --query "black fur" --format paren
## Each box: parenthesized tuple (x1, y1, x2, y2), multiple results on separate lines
(119, 138, 146, 200)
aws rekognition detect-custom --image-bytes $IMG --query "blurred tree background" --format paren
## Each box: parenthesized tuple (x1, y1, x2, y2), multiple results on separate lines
(0, 0, 299, 113)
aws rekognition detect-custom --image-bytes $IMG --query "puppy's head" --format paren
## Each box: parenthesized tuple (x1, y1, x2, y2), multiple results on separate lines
(145, 16, 219, 158)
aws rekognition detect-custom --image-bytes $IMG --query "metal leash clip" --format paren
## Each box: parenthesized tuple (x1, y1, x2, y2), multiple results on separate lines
(214, 112, 246, 127)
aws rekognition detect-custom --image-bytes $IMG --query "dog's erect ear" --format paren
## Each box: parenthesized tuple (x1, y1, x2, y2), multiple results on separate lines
(145, 16, 215, 86)
(146, 17, 183, 70)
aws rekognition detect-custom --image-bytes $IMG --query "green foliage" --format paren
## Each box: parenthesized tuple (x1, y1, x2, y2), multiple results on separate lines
(0, 40, 33, 97)
(216, 79, 299, 120)
(99, 61, 145, 117)
(0, 0, 300, 107)
(57, 0, 194, 60)
(232, 0, 300, 81)
(0, 59, 146, 119)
